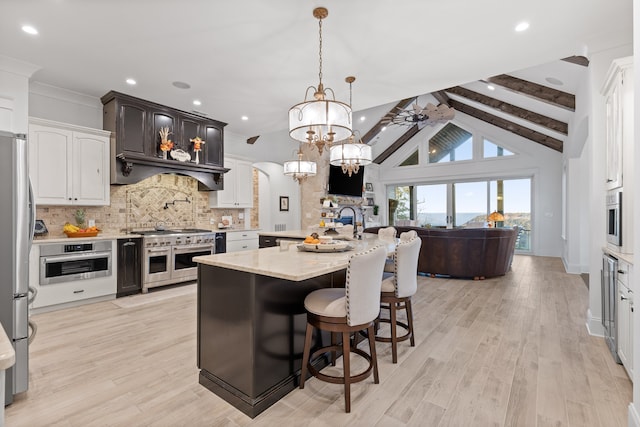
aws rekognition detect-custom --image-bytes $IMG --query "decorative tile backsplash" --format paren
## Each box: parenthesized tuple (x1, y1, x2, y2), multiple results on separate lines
(35, 173, 259, 237)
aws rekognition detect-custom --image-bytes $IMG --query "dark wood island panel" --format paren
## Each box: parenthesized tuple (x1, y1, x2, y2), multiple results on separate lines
(197, 264, 346, 418)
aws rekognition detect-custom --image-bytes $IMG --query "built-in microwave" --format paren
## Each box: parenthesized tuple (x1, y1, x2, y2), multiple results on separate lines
(606, 190, 622, 247)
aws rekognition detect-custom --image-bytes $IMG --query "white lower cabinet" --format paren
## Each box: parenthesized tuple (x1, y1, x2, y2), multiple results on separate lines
(225, 230, 258, 252)
(617, 260, 633, 379)
(29, 118, 110, 206)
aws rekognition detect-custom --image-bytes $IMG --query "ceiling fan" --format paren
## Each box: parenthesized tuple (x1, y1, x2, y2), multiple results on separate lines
(381, 102, 455, 128)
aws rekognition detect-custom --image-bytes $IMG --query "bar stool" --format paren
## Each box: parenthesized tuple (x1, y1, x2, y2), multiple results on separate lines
(376, 234, 421, 363)
(378, 227, 397, 272)
(299, 245, 388, 413)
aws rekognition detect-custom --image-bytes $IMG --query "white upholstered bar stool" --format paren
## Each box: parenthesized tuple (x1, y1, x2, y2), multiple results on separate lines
(378, 227, 397, 272)
(376, 235, 421, 363)
(299, 245, 388, 413)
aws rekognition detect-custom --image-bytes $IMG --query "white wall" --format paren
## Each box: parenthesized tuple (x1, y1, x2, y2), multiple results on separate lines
(373, 111, 563, 257)
(252, 162, 301, 232)
(29, 82, 103, 129)
(0, 55, 39, 133)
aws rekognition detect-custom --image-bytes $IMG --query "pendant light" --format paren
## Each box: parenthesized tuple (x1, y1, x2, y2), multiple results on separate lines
(288, 7, 352, 155)
(283, 143, 317, 183)
(329, 76, 372, 176)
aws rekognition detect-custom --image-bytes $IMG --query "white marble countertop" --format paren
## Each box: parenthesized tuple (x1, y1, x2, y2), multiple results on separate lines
(33, 233, 134, 244)
(195, 233, 393, 281)
(0, 324, 15, 370)
(603, 246, 634, 265)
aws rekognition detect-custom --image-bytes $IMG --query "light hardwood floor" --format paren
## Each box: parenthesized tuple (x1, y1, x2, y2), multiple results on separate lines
(6, 256, 632, 426)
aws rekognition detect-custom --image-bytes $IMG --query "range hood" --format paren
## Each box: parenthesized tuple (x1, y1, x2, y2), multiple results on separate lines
(111, 152, 228, 191)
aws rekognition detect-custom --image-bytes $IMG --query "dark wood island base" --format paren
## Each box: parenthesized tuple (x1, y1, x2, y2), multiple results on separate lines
(197, 264, 346, 418)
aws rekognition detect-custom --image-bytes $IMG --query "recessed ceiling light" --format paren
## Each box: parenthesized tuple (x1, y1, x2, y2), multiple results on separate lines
(241, 116, 249, 121)
(172, 81, 191, 90)
(126, 78, 136, 85)
(193, 100, 202, 106)
(545, 77, 564, 86)
(22, 25, 38, 35)
(360, 116, 366, 121)
(515, 22, 529, 32)
(381, 126, 387, 132)
(487, 84, 495, 91)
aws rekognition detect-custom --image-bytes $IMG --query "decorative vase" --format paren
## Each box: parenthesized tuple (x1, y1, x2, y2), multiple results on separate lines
(162, 150, 167, 160)
(195, 150, 200, 164)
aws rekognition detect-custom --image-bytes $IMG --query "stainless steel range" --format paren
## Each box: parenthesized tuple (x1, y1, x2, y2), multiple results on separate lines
(136, 229, 216, 293)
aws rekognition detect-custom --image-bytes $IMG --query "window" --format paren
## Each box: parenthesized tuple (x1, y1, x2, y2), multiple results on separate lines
(399, 149, 419, 166)
(429, 123, 472, 163)
(416, 184, 447, 227)
(391, 177, 532, 251)
(483, 139, 513, 158)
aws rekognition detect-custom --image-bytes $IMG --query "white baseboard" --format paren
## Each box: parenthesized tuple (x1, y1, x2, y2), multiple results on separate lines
(586, 308, 605, 337)
(561, 257, 588, 274)
(629, 402, 640, 427)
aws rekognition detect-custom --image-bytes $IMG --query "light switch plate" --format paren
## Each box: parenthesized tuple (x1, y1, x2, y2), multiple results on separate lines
(88, 219, 96, 227)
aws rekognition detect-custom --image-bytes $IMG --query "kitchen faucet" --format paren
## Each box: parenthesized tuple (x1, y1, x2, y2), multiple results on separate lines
(338, 206, 359, 238)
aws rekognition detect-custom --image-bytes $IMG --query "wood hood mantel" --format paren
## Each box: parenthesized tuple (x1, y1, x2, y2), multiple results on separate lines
(101, 91, 228, 190)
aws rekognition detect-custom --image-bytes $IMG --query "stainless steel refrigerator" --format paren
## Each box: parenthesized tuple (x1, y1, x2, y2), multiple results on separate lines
(0, 131, 34, 405)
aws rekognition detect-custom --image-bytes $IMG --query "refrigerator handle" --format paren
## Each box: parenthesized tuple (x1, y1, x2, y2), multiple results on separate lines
(28, 179, 36, 245)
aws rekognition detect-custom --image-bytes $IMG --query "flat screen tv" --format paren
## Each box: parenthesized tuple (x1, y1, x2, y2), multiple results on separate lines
(328, 165, 364, 197)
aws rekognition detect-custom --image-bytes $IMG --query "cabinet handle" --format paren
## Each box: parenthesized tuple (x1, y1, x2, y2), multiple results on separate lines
(618, 270, 626, 274)
(607, 179, 614, 182)
(123, 242, 136, 247)
(621, 295, 629, 301)
(73, 290, 85, 294)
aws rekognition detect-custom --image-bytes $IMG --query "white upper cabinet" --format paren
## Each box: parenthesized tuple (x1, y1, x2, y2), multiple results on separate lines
(209, 157, 254, 208)
(602, 56, 633, 190)
(29, 118, 110, 206)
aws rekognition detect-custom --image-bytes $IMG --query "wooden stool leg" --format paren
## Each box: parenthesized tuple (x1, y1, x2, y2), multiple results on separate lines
(367, 324, 380, 384)
(342, 331, 351, 413)
(331, 332, 337, 366)
(390, 301, 398, 363)
(406, 298, 415, 347)
(299, 322, 314, 389)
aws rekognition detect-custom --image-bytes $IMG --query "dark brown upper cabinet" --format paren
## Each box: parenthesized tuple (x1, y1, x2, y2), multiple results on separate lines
(101, 91, 228, 190)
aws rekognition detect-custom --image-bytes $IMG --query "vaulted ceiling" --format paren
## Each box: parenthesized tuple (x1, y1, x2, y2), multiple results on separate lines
(355, 57, 589, 164)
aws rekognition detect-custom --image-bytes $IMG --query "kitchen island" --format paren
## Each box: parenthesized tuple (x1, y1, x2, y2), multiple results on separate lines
(194, 234, 388, 417)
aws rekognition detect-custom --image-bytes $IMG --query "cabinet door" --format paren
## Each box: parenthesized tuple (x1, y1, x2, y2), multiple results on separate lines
(29, 124, 72, 204)
(203, 123, 223, 167)
(119, 102, 147, 155)
(605, 76, 623, 189)
(215, 159, 238, 207)
(72, 132, 110, 206)
(235, 160, 254, 207)
(117, 238, 141, 296)
(151, 110, 178, 158)
(617, 284, 630, 369)
(180, 116, 201, 155)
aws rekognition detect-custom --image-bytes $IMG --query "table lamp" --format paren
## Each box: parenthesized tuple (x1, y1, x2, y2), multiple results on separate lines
(488, 211, 504, 228)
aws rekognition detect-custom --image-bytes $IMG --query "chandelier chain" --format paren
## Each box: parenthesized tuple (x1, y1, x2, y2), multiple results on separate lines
(318, 18, 323, 85)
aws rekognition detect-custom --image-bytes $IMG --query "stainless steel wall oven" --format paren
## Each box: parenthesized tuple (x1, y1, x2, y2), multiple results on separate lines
(40, 241, 112, 285)
(606, 189, 622, 247)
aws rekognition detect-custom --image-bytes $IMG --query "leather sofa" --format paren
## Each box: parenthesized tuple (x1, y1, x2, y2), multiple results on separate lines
(363, 226, 518, 279)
